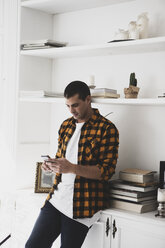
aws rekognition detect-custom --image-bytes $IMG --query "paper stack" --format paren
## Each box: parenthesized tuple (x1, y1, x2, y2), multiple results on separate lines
(21, 39, 68, 50)
(90, 88, 120, 98)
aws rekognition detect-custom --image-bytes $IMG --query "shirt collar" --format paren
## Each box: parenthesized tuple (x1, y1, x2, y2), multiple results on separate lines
(88, 108, 100, 126)
(69, 108, 100, 126)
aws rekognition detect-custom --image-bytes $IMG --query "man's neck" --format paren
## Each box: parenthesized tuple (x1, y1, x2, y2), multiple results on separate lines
(77, 108, 93, 123)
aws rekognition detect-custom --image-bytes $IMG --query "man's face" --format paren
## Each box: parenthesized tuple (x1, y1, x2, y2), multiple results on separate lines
(65, 94, 91, 123)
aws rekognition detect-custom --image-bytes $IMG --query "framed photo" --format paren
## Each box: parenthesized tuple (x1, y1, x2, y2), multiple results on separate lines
(35, 162, 55, 193)
(159, 161, 165, 189)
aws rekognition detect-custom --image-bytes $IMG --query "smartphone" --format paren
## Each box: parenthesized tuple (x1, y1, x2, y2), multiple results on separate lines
(41, 155, 50, 160)
(41, 155, 56, 164)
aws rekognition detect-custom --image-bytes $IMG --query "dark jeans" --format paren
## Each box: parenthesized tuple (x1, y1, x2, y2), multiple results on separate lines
(25, 201, 89, 248)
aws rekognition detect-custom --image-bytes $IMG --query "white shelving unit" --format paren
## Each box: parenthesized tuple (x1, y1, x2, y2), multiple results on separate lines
(20, 35, 165, 106)
(2, 0, 164, 247)
(20, 36, 165, 59)
(19, 96, 165, 105)
(21, 0, 134, 14)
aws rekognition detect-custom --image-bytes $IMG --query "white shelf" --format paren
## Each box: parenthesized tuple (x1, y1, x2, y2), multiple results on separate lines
(19, 97, 165, 105)
(19, 96, 65, 103)
(92, 98, 165, 105)
(20, 37, 165, 59)
(21, 0, 134, 14)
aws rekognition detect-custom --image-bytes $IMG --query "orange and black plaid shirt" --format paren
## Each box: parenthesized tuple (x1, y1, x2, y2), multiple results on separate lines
(46, 109, 119, 218)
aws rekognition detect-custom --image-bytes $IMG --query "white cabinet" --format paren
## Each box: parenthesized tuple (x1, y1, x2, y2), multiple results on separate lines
(111, 216, 165, 248)
(0, 193, 15, 248)
(9, 190, 105, 248)
(82, 222, 105, 248)
(100, 212, 112, 248)
(10, 190, 104, 248)
(0, 191, 105, 248)
(1, 191, 165, 248)
(101, 209, 165, 248)
(10, 190, 60, 248)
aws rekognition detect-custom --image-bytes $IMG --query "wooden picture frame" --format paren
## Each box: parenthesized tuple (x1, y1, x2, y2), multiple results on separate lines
(35, 162, 55, 193)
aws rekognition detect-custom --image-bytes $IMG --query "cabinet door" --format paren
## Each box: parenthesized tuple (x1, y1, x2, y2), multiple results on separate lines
(82, 222, 104, 248)
(81, 212, 112, 248)
(11, 192, 60, 248)
(99, 213, 112, 248)
(0, 194, 15, 248)
(111, 216, 165, 248)
(11, 193, 46, 248)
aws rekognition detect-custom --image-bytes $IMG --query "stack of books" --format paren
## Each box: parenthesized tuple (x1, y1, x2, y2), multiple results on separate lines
(21, 39, 68, 50)
(109, 168, 158, 213)
(90, 88, 120, 98)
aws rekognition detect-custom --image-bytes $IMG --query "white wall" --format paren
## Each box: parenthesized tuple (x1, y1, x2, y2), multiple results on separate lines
(49, 0, 165, 178)
(0, 0, 20, 192)
(17, 0, 165, 188)
(16, 8, 53, 188)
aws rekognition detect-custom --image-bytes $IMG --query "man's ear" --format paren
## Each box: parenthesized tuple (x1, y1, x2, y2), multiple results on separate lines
(86, 95, 92, 104)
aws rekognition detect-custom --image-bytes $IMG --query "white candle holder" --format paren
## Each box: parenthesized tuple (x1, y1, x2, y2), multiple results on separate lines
(155, 188, 165, 218)
(155, 202, 165, 218)
(88, 75, 96, 89)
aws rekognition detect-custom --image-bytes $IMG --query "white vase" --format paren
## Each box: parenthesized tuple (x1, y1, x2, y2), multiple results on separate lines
(128, 21, 139, 39)
(114, 29, 129, 40)
(137, 12, 149, 39)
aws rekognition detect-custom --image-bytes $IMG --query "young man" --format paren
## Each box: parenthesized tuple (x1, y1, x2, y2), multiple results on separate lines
(25, 81, 119, 248)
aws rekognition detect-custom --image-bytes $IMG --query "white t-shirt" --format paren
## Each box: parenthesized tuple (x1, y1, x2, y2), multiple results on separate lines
(50, 122, 101, 227)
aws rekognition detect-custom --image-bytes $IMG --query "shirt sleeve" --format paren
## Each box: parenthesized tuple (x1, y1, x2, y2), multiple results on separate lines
(96, 124, 119, 181)
(55, 123, 64, 159)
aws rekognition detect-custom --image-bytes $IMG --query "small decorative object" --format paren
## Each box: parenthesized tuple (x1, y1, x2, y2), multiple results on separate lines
(124, 72, 140, 98)
(128, 21, 139, 39)
(35, 162, 55, 193)
(137, 12, 149, 39)
(88, 75, 96, 89)
(159, 161, 165, 188)
(155, 188, 165, 218)
(158, 93, 165, 98)
(155, 161, 165, 218)
(114, 29, 129, 40)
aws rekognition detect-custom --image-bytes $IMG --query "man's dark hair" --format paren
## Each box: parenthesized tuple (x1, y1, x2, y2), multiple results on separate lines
(64, 81, 91, 101)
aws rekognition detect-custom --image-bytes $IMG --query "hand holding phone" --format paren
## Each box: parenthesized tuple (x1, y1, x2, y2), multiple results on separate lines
(41, 155, 52, 173)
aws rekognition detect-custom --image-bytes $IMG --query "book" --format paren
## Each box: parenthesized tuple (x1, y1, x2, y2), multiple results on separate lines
(109, 179, 158, 192)
(91, 88, 117, 94)
(90, 88, 120, 98)
(19, 90, 63, 98)
(126, 181, 158, 187)
(21, 39, 68, 50)
(21, 45, 55, 50)
(92, 92, 120, 98)
(109, 188, 157, 198)
(119, 168, 157, 183)
(90, 88, 119, 98)
(109, 193, 156, 202)
(109, 199, 158, 213)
